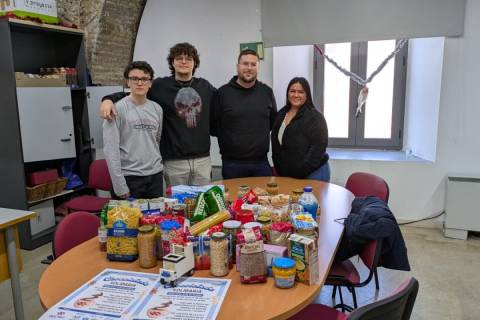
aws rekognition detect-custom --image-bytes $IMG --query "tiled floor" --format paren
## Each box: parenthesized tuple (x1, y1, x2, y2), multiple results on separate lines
(1, 226, 479, 319)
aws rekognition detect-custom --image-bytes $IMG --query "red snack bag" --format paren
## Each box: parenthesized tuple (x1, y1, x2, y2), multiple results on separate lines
(207, 223, 224, 236)
(235, 209, 254, 225)
(242, 189, 258, 204)
(270, 222, 293, 233)
(232, 199, 244, 211)
(140, 215, 159, 226)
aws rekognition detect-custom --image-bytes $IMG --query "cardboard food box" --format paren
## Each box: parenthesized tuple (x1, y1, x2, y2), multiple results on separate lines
(15, 72, 66, 87)
(0, 0, 59, 23)
(288, 233, 319, 285)
(187, 235, 211, 270)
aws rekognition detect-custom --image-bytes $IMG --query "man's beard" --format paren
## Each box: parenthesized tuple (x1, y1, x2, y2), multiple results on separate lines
(238, 73, 257, 83)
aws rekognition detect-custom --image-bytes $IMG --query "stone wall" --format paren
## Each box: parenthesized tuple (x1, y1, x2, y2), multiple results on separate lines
(56, 0, 146, 85)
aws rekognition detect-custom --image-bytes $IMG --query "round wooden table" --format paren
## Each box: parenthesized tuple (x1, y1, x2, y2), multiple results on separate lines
(38, 177, 354, 320)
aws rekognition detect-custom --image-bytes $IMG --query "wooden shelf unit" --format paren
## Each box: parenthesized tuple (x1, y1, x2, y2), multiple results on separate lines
(0, 18, 93, 250)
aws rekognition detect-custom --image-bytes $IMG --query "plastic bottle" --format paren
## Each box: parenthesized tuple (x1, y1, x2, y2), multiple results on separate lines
(298, 186, 319, 220)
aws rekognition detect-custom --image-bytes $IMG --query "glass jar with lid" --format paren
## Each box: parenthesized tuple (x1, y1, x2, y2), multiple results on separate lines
(237, 185, 250, 199)
(223, 220, 242, 266)
(266, 182, 279, 195)
(290, 189, 303, 203)
(210, 232, 229, 277)
(272, 257, 296, 288)
(138, 225, 157, 268)
(256, 215, 272, 242)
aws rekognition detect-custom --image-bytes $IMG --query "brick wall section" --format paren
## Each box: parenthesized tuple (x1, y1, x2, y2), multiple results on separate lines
(56, 0, 145, 85)
(56, 0, 81, 25)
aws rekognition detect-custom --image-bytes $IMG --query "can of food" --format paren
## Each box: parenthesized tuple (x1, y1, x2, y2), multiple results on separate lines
(172, 203, 187, 217)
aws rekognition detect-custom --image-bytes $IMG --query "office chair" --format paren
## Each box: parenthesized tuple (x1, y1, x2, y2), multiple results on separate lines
(345, 172, 389, 203)
(289, 277, 419, 320)
(328, 239, 383, 309)
(328, 172, 390, 307)
(42, 211, 100, 264)
(64, 159, 112, 214)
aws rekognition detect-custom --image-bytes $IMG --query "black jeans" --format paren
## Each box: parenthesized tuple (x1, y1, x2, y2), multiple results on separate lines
(221, 160, 272, 179)
(115, 171, 164, 199)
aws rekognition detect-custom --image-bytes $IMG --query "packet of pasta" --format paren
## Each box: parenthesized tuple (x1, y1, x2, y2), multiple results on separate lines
(106, 206, 142, 261)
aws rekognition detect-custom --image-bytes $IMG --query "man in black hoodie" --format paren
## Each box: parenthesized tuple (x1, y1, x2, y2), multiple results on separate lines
(100, 43, 216, 187)
(212, 49, 277, 179)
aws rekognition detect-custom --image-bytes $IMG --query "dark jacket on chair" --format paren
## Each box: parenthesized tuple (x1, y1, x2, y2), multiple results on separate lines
(335, 196, 410, 271)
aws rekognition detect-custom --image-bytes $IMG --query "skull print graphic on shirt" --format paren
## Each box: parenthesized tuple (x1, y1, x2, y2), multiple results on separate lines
(174, 87, 202, 128)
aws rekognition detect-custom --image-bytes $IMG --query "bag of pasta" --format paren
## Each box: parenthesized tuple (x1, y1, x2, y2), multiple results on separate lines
(106, 206, 142, 261)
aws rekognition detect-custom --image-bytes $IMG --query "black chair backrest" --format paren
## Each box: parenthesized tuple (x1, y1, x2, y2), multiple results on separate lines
(348, 277, 419, 320)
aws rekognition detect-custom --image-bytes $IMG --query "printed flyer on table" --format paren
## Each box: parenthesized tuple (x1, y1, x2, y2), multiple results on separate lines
(40, 268, 231, 320)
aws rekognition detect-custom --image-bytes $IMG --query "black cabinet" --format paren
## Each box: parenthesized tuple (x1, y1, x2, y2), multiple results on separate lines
(0, 19, 93, 249)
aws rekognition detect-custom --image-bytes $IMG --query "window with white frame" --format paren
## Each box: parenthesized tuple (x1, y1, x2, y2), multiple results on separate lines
(313, 40, 408, 149)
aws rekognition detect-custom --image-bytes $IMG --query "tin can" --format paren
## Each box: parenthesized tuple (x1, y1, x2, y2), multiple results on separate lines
(172, 203, 186, 217)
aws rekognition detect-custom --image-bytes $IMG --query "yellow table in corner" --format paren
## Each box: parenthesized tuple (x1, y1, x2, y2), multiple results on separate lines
(0, 208, 36, 320)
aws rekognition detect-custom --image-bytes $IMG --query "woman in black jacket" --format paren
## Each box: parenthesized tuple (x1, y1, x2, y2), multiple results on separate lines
(271, 77, 330, 181)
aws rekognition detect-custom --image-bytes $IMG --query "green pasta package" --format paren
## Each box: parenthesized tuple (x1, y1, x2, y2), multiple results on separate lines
(106, 206, 142, 261)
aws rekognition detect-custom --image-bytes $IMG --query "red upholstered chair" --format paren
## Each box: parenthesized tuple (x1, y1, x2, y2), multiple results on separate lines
(327, 172, 390, 308)
(328, 240, 383, 309)
(53, 211, 100, 258)
(64, 159, 112, 214)
(345, 172, 389, 202)
(289, 277, 418, 320)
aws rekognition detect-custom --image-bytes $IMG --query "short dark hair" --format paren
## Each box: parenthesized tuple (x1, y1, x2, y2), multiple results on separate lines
(123, 61, 154, 79)
(167, 42, 200, 75)
(286, 77, 315, 109)
(238, 49, 259, 63)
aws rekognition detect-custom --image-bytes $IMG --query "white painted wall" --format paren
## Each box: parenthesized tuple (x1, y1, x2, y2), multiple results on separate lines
(133, 0, 480, 221)
(134, 0, 273, 166)
(404, 37, 444, 162)
(333, 0, 480, 221)
(272, 45, 313, 108)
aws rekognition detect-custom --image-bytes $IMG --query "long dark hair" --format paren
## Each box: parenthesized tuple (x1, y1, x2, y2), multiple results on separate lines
(285, 77, 315, 109)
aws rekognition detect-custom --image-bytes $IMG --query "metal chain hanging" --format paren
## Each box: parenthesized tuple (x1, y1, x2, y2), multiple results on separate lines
(314, 39, 408, 116)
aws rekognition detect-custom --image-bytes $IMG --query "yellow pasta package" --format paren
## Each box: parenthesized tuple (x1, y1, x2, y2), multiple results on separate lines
(106, 206, 142, 261)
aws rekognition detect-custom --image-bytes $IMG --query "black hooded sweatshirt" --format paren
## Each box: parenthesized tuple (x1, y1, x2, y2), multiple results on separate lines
(212, 76, 277, 162)
(103, 76, 216, 160)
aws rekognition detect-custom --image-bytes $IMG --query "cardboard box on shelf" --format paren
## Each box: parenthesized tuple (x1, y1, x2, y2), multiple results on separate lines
(15, 72, 66, 87)
(0, 0, 58, 24)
